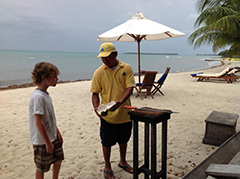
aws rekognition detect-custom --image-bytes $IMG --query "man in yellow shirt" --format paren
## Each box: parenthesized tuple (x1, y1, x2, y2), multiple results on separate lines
(90, 42, 135, 179)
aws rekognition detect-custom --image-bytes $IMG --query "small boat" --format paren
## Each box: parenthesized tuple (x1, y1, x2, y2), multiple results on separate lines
(182, 131, 240, 179)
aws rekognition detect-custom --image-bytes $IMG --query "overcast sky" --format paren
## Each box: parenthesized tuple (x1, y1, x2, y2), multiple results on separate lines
(1, 0, 219, 55)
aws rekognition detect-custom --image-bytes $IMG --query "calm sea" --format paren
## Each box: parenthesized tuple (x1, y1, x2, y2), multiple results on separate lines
(0, 50, 221, 87)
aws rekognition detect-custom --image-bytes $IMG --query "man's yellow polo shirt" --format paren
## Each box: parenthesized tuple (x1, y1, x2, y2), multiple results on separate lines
(90, 60, 136, 124)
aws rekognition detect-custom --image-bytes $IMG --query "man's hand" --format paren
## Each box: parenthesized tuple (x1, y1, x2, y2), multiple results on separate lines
(94, 109, 102, 118)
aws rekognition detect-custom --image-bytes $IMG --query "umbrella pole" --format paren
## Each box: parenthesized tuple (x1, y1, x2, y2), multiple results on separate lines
(137, 40, 141, 83)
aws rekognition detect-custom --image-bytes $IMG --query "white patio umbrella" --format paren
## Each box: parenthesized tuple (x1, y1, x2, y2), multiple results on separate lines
(97, 12, 185, 82)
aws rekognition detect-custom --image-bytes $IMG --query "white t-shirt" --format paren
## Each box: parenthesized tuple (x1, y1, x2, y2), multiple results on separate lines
(29, 89, 57, 145)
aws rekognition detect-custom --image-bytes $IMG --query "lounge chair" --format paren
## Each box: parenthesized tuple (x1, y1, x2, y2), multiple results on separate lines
(228, 67, 240, 75)
(191, 67, 238, 83)
(227, 67, 240, 82)
(151, 67, 171, 96)
(135, 71, 157, 99)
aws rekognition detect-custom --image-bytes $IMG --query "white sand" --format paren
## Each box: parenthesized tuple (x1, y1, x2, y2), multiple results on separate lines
(0, 60, 239, 179)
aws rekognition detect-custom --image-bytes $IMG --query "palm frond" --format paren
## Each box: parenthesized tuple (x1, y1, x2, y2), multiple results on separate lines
(191, 0, 240, 56)
(196, 0, 225, 12)
(195, 5, 240, 27)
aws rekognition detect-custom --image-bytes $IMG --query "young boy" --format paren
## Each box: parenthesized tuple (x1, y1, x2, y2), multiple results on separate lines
(29, 62, 64, 179)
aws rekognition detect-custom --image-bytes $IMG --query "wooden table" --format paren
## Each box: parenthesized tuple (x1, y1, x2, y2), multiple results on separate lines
(128, 107, 171, 179)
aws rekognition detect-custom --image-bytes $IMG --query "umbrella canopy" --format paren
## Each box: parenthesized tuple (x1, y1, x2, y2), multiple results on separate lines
(97, 12, 185, 82)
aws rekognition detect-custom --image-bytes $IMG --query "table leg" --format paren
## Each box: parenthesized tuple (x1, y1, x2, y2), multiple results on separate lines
(144, 123, 149, 179)
(133, 120, 139, 179)
(162, 120, 167, 179)
(151, 124, 157, 179)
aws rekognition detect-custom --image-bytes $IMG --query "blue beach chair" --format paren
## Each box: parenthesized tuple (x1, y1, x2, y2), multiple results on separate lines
(151, 67, 171, 96)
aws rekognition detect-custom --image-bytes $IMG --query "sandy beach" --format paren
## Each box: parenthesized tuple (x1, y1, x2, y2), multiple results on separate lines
(0, 60, 239, 179)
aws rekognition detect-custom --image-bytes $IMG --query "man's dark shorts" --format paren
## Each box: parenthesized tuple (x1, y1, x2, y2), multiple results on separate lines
(100, 118, 132, 147)
(33, 138, 64, 173)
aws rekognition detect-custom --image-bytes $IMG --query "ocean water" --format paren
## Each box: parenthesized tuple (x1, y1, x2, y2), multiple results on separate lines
(0, 50, 221, 87)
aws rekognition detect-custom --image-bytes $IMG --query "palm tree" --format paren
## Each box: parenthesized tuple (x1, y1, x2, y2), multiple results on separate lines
(188, 0, 240, 57)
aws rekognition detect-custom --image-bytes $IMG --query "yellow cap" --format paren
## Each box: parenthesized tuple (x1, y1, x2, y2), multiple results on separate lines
(96, 42, 116, 59)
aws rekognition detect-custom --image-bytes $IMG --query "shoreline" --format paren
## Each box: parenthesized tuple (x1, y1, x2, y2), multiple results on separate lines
(0, 79, 91, 91)
(0, 59, 225, 91)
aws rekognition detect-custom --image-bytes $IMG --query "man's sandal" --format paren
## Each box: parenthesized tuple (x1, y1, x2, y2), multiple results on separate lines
(103, 169, 114, 179)
(118, 163, 133, 174)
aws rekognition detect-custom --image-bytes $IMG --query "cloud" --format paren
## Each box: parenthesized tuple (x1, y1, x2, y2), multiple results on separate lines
(0, 1, 67, 49)
(0, 0, 214, 54)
